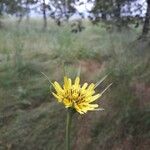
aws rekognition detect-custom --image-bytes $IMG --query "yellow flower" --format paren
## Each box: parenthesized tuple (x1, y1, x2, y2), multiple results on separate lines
(52, 76, 104, 114)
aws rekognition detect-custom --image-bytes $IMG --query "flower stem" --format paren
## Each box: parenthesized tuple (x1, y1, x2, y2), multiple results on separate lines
(66, 109, 73, 150)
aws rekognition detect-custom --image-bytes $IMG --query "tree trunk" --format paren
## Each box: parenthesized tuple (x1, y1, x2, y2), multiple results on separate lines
(101, 11, 107, 20)
(43, 0, 47, 29)
(64, 0, 71, 20)
(115, 2, 122, 31)
(18, 14, 23, 25)
(115, 3, 121, 19)
(142, 0, 150, 36)
(0, 20, 2, 28)
(26, 0, 30, 23)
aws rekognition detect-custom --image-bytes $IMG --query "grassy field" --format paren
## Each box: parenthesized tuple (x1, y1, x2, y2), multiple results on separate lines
(0, 19, 150, 150)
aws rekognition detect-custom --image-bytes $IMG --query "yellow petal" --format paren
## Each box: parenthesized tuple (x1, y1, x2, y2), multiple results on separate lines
(53, 82, 64, 93)
(64, 76, 69, 90)
(68, 78, 72, 88)
(81, 83, 88, 90)
(84, 90, 95, 97)
(86, 83, 95, 91)
(88, 104, 99, 108)
(63, 98, 72, 107)
(52, 92, 62, 102)
(88, 94, 101, 103)
(74, 103, 84, 114)
(76, 103, 89, 113)
(80, 103, 98, 112)
(74, 77, 80, 88)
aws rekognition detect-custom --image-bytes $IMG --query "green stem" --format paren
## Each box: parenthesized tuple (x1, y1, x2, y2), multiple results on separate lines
(66, 109, 73, 150)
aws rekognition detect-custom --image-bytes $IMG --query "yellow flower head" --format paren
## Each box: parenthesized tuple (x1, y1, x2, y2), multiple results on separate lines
(52, 76, 105, 114)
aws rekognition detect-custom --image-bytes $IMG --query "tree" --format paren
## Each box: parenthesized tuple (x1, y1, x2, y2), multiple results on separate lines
(42, 0, 47, 29)
(17, 0, 39, 24)
(0, 0, 23, 27)
(89, 0, 146, 31)
(47, 0, 76, 23)
(142, 0, 150, 37)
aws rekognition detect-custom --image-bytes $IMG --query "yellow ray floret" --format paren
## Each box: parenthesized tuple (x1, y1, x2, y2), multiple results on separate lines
(52, 76, 106, 114)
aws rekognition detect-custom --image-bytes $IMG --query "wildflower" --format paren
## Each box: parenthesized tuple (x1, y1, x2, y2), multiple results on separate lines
(52, 76, 105, 114)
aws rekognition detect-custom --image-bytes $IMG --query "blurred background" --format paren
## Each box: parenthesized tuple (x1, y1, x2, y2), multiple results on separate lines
(0, 0, 150, 150)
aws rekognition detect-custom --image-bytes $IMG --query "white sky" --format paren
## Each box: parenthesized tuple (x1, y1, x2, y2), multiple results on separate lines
(122, 0, 147, 16)
(45, 0, 94, 12)
(31, 0, 147, 17)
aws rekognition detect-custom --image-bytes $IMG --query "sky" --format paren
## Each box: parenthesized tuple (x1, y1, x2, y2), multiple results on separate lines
(30, 0, 94, 18)
(122, 0, 147, 17)
(30, 0, 147, 18)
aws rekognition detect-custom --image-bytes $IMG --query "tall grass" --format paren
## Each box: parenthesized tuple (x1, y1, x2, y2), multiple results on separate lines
(0, 19, 150, 150)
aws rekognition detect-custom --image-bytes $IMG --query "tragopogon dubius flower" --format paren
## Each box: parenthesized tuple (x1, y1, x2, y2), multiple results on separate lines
(52, 76, 110, 114)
